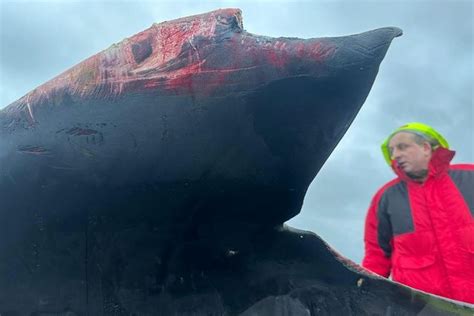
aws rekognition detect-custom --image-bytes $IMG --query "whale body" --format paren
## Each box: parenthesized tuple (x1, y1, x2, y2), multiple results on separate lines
(1, 8, 472, 316)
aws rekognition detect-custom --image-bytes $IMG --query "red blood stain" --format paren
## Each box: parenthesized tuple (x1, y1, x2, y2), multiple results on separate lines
(12, 9, 338, 108)
(307, 42, 336, 61)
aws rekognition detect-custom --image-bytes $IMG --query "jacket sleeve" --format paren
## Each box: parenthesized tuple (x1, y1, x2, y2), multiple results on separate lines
(362, 187, 392, 277)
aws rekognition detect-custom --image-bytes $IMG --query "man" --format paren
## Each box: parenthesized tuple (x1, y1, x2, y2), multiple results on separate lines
(362, 122, 474, 303)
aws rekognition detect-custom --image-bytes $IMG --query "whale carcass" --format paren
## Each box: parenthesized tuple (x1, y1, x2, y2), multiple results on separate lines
(1, 8, 472, 315)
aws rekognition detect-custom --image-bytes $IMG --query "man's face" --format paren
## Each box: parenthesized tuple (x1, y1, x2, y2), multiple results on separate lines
(388, 132, 432, 176)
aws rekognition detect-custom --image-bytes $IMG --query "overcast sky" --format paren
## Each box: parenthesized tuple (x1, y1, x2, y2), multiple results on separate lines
(1, 0, 473, 263)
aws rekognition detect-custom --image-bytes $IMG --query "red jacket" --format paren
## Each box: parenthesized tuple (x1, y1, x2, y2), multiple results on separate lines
(362, 148, 474, 303)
